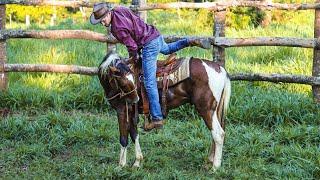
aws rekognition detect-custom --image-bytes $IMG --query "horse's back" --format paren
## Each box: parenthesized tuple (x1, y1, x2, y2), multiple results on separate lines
(189, 58, 228, 83)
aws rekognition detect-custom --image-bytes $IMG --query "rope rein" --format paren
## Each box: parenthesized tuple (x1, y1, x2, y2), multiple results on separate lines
(126, 101, 129, 123)
(106, 86, 137, 101)
(106, 76, 137, 101)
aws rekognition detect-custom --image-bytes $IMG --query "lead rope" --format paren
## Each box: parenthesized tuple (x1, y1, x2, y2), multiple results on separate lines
(126, 101, 129, 123)
(106, 86, 137, 101)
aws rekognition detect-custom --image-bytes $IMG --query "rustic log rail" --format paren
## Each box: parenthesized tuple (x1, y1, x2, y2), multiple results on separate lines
(2, 64, 319, 86)
(0, 29, 113, 43)
(1, 0, 320, 11)
(231, 73, 320, 85)
(1, 30, 319, 48)
(3, 64, 99, 75)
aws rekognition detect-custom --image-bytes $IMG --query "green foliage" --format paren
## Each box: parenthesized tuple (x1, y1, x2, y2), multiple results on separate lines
(148, 9, 213, 36)
(227, 7, 266, 29)
(6, 5, 69, 24)
(120, 0, 129, 4)
(0, 109, 319, 179)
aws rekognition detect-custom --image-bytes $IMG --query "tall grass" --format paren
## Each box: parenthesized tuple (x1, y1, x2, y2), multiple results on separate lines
(0, 9, 319, 179)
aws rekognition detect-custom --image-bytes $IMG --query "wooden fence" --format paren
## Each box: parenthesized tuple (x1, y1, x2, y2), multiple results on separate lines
(0, 0, 320, 103)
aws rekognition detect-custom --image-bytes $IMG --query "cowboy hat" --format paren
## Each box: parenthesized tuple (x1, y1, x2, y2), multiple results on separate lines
(90, 2, 113, 25)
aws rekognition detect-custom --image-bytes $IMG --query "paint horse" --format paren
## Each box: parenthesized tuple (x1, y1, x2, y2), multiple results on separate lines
(98, 50, 231, 170)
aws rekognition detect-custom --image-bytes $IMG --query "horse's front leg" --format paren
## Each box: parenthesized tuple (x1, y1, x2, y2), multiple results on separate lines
(117, 108, 129, 167)
(131, 133, 143, 167)
(129, 106, 143, 167)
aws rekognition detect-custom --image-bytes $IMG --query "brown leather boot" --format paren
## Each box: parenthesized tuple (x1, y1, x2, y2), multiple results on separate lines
(143, 120, 165, 131)
(188, 38, 211, 49)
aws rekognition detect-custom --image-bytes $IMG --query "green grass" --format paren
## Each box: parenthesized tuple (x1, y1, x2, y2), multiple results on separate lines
(0, 9, 319, 179)
(0, 109, 319, 179)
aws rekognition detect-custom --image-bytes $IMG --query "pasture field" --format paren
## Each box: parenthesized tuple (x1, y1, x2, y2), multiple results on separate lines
(0, 9, 320, 179)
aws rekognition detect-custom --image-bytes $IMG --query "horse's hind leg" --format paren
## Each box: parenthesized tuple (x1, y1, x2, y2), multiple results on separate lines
(208, 141, 215, 163)
(210, 111, 225, 170)
(198, 107, 224, 170)
(129, 117, 143, 167)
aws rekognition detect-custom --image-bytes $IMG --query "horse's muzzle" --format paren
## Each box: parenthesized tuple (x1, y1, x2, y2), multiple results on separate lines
(127, 96, 139, 104)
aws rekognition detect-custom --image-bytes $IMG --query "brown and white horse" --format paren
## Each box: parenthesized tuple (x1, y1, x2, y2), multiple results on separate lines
(98, 51, 231, 170)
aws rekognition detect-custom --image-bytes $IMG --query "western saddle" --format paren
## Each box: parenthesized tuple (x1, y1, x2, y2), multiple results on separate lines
(133, 53, 184, 121)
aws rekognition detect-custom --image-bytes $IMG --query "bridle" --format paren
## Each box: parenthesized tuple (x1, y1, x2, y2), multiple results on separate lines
(106, 71, 137, 101)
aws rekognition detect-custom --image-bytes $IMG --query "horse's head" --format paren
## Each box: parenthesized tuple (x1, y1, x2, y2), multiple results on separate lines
(98, 51, 139, 104)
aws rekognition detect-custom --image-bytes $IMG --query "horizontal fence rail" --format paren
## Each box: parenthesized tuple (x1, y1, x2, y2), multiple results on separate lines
(1, 30, 319, 48)
(3, 64, 98, 75)
(0, 30, 114, 43)
(232, 73, 320, 85)
(1, 0, 320, 11)
(2, 64, 319, 85)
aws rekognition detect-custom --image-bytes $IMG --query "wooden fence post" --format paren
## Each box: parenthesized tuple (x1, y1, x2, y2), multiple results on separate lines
(105, 1, 117, 53)
(261, 0, 272, 27)
(313, 0, 320, 103)
(140, 0, 147, 22)
(132, 0, 140, 14)
(213, 10, 226, 66)
(132, 0, 147, 21)
(106, 26, 116, 53)
(0, 5, 7, 91)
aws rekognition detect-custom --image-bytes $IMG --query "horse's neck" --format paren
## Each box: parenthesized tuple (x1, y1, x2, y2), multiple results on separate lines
(104, 77, 118, 97)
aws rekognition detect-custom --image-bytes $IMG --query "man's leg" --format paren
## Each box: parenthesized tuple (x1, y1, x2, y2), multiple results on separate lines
(142, 37, 164, 124)
(159, 36, 211, 55)
(160, 36, 189, 55)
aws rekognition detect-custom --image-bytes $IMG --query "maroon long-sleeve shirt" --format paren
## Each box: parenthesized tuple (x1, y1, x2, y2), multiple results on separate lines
(110, 6, 160, 58)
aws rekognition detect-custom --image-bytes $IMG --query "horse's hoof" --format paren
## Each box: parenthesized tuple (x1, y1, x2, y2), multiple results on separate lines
(132, 161, 140, 168)
(212, 164, 221, 172)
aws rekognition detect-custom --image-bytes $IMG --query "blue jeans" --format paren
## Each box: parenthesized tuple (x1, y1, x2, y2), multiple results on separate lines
(142, 35, 189, 121)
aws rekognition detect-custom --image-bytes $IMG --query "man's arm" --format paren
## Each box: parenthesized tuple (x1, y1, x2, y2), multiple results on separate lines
(117, 30, 139, 61)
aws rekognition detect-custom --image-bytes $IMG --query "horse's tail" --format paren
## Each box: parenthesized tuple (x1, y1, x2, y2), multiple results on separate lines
(217, 75, 231, 128)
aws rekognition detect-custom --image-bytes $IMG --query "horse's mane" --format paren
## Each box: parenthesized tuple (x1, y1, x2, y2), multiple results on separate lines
(99, 51, 120, 77)
(99, 51, 116, 67)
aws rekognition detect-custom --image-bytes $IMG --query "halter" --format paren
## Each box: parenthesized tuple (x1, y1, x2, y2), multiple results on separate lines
(106, 74, 137, 101)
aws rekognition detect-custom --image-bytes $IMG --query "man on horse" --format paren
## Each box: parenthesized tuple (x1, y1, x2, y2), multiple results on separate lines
(90, 2, 211, 131)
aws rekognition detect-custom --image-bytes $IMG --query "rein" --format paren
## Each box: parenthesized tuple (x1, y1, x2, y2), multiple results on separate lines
(106, 75, 137, 101)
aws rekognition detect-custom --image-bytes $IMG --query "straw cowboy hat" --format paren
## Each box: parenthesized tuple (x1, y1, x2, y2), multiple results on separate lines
(90, 2, 113, 25)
